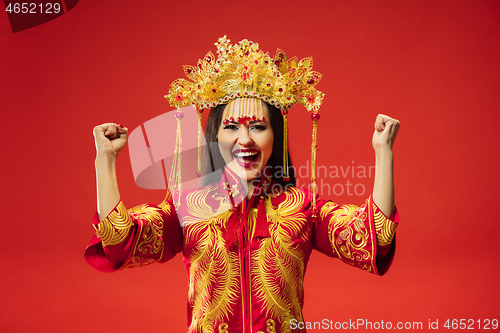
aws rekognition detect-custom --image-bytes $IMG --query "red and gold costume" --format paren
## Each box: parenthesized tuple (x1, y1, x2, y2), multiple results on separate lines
(85, 167, 399, 333)
(86, 36, 399, 332)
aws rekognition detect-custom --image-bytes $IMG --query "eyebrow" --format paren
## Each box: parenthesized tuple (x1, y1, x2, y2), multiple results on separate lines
(225, 119, 267, 125)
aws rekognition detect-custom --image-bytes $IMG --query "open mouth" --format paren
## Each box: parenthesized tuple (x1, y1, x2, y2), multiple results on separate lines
(233, 149, 260, 168)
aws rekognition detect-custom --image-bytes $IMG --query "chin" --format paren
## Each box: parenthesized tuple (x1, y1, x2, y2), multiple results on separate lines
(227, 160, 263, 183)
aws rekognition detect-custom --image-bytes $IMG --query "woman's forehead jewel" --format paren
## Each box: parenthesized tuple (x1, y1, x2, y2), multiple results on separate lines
(223, 98, 268, 125)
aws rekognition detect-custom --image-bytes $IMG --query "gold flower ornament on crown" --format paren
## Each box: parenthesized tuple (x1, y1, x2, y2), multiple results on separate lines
(164, 36, 324, 218)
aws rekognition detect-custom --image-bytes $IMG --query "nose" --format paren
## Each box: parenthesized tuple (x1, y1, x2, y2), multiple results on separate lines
(236, 127, 253, 146)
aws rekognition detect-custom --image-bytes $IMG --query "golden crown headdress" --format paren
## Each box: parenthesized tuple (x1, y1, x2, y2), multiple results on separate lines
(164, 36, 324, 218)
(165, 36, 324, 112)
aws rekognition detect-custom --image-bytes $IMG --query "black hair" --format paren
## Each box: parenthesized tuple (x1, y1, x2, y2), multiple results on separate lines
(201, 102, 296, 190)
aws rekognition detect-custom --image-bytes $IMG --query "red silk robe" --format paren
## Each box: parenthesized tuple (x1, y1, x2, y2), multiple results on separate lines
(85, 167, 399, 333)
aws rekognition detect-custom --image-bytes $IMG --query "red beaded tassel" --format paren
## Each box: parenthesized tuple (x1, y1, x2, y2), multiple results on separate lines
(169, 110, 184, 208)
(224, 208, 240, 251)
(310, 112, 320, 219)
(254, 194, 270, 238)
(221, 171, 241, 251)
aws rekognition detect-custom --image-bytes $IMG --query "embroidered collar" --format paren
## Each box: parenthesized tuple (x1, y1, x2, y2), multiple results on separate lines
(217, 166, 276, 207)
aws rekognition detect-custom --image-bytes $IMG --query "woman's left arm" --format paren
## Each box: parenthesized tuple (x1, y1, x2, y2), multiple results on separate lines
(311, 115, 400, 274)
(372, 114, 401, 218)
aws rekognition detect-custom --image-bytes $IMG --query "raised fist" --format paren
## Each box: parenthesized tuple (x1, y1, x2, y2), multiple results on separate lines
(372, 114, 401, 151)
(93, 123, 128, 159)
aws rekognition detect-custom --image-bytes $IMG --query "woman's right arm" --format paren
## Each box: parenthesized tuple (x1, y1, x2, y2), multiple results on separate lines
(86, 123, 183, 272)
(93, 123, 128, 221)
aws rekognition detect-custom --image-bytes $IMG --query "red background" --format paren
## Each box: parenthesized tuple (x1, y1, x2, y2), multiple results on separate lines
(1, 1, 499, 332)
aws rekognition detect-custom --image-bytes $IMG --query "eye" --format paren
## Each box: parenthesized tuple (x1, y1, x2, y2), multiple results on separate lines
(250, 125, 267, 131)
(223, 124, 238, 130)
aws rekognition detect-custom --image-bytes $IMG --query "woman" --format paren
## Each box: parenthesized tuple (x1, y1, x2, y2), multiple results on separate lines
(85, 37, 400, 333)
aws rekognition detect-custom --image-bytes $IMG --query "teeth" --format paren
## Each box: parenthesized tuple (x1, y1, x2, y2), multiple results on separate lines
(234, 152, 258, 157)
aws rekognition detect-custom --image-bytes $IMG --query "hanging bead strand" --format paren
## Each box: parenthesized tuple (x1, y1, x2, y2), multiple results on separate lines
(169, 110, 184, 208)
(310, 112, 320, 219)
(283, 109, 290, 181)
(197, 108, 203, 178)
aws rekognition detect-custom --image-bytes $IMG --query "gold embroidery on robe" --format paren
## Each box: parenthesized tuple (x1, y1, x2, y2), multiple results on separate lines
(257, 318, 277, 333)
(183, 184, 233, 227)
(87, 164, 398, 331)
(112, 203, 172, 270)
(373, 208, 397, 246)
(95, 202, 133, 246)
(124, 204, 165, 256)
(158, 194, 173, 214)
(251, 187, 308, 333)
(320, 201, 374, 273)
(184, 186, 240, 333)
(217, 322, 229, 333)
(121, 256, 156, 270)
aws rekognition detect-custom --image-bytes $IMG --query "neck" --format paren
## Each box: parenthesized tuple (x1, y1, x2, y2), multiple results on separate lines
(246, 181, 255, 200)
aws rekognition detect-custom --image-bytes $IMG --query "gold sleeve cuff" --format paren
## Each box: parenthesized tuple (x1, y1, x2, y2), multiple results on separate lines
(94, 201, 133, 246)
(373, 207, 397, 246)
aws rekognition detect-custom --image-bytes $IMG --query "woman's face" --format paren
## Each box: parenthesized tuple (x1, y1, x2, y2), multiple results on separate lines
(218, 98, 274, 183)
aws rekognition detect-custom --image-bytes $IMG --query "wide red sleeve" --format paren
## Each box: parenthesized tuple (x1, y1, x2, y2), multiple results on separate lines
(84, 200, 183, 273)
(312, 195, 399, 276)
